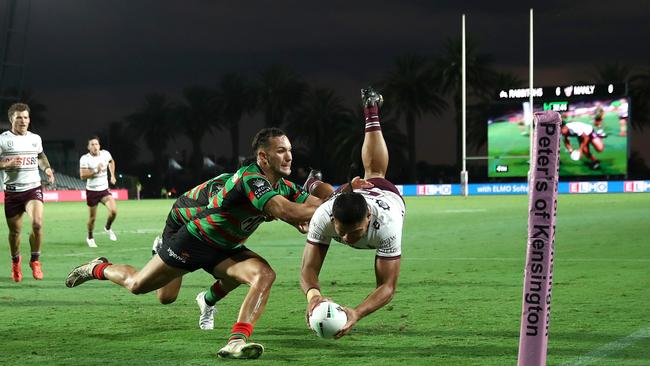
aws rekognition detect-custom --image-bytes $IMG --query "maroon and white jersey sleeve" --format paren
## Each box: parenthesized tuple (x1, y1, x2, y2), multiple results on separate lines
(0, 131, 43, 192)
(307, 187, 405, 258)
(80, 150, 113, 191)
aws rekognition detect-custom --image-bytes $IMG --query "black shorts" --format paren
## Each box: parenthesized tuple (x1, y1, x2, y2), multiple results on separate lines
(367, 177, 404, 204)
(162, 195, 202, 242)
(158, 225, 248, 273)
(86, 189, 112, 207)
(4, 186, 43, 218)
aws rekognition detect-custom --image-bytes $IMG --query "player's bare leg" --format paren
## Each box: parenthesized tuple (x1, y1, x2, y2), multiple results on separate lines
(195, 277, 241, 330)
(66, 254, 188, 294)
(101, 196, 118, 240)
(25, 200, 44, 280)
(7, 213, 24, 281)
(156, 277, 183, 304)
(212, 250, 273, 359)
(361, 87, 388, 179)
(86, 205, 98, 247)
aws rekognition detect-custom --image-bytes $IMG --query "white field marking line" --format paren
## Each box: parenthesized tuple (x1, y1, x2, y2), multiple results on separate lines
(59, 247, 150, 257)
(563, 324, 650, 366)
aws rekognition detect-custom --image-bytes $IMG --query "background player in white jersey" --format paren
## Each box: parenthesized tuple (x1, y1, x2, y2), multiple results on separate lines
(300, 87, 405, 338)
(79, 136, 118, 247)
(0, 103, 55, 282)
(561, 120, 605, 170)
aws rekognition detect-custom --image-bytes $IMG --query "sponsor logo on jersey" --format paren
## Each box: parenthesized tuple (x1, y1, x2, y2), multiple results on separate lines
(373, 221, 381, 230)
(248, 178, 272, 199)
(379, 234, 396, 248)
(375, 199, 390, 210)
(7, 140, 13, 148)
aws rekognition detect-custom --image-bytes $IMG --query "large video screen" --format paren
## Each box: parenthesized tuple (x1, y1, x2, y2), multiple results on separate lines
(487, 97, 629, 177)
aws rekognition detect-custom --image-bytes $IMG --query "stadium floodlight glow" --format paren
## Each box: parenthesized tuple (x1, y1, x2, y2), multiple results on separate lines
(517, 110, 561, 366)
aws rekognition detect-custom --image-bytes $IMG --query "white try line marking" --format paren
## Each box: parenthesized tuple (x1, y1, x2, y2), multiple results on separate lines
(563, 325, 650, 366)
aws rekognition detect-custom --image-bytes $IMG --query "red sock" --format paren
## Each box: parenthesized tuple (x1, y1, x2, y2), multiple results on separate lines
(363, 105, 381, 132)
(92, 263, 112, 280)
(229, 322, 254, 342)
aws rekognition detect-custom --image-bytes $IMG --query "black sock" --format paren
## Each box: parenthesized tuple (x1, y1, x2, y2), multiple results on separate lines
(30, 252, 40, 262)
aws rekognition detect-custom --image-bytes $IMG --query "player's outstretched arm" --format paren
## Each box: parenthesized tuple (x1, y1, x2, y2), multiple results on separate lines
(335, 256, 400, 339)
(263, 195, 318, 225)
(300, 243, 330, 321)
(563, 135, 574, 153)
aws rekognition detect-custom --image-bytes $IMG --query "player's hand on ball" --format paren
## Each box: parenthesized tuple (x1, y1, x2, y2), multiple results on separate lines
(570, 150, 581, 161)
(306, 295, 330, 327)
(334, 306, 360, 339)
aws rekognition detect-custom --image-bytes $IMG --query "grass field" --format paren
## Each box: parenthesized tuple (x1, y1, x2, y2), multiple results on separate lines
(488, 113, 627, 177)
(1, 195, 649, 365)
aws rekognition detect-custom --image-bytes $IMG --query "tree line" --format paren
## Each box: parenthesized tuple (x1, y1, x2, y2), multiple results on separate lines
(2, 40, 649, 193)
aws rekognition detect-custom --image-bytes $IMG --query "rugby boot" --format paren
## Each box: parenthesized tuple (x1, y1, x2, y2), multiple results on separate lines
(196, 291, 217, 330)
(361, 86, 383, 108)
(217, 339, 264, 359)
(11, 257, 22, 282)
(30, 260, 43, 280)
(65, 257, 109, 288)
(302, 169, 322, 194)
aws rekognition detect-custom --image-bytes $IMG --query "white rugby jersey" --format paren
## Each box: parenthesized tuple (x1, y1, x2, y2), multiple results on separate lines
(307, 187, 405, 258)
(566, 121, 594, 137)
(80, 150, 113, 191)
(0, 131, 44, 192)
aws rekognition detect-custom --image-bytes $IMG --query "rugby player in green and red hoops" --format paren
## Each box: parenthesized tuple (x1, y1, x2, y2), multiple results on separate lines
(66, 127, 332, 359)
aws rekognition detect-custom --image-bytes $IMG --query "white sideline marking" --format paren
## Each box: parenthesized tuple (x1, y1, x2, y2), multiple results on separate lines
(563, 325, 650, 366)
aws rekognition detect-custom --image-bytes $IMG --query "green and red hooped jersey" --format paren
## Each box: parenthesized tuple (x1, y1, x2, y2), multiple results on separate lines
(170, 173, 233, 226)
(185, 163, 309, 249)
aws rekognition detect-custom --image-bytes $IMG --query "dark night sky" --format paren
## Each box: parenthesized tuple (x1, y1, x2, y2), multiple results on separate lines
(4, 0, 650, 170)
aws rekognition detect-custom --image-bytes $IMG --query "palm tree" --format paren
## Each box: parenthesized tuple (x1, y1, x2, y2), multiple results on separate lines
(629, 68, 650, 131)
(433, 38, 497, 170)
(216, 73, 257, 167)
(467, 71, 524, 150)
(175, 85, 220, 175)
(257, 65, 307, 127)
(126, 93, 177, 190)
(285, 87, 352, 174)
(328, 104, 408, 183)
(381, 53, 447, 182)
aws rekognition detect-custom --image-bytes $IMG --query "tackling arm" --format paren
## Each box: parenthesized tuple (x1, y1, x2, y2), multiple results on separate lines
(263, 195, 318, 225)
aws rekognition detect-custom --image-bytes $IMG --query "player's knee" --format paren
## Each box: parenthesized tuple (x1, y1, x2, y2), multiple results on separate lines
(251, 266, 276, 287)
(31, 220, 43, 232)
(9, 228, 20, 238)
(128, 280, 149, 295)
(157, 294, 177, 305)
